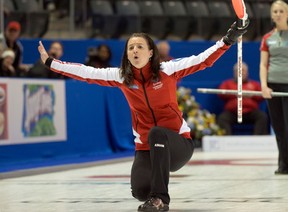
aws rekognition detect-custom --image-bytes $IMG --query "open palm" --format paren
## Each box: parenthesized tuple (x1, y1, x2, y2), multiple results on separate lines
(38, 41, 49, 64)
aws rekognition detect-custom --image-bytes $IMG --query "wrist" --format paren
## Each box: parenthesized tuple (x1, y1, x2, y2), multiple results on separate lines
(223, 36, 234, 46)
(45, 57, 53, 68)
(261, 82, 267, 88)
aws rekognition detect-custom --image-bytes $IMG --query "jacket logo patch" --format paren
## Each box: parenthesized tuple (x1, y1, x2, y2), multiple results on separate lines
(155, 143, 165, 148)
(152, 81, 163, 90)
(129, 84, 139, 89)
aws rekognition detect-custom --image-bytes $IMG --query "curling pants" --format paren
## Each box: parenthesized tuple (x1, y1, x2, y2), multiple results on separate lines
(267, 83, 288, 170)
(130, 126, 194, 204)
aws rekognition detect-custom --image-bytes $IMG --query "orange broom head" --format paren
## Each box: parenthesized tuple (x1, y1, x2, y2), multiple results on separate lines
(232, 0, 247, 19)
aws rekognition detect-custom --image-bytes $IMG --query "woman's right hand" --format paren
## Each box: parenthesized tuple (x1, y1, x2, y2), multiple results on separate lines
(38, 41, 49, 64)
(261, 86, 273, 99)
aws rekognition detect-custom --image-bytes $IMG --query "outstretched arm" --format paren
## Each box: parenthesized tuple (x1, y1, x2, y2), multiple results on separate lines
(163, 19, 250, 79)
(37, 41, 123, 87)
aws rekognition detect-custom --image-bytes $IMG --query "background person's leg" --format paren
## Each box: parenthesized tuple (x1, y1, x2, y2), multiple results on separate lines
(268, 83, 288, 173)
(244, 110, 269, 135)
(217, 111, 236, 135)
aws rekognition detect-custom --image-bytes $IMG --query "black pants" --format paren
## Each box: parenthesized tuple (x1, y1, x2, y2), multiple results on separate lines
(130, 126, 194, 204)
(267, 83, 288, 170)
(217, 109, 269, 135)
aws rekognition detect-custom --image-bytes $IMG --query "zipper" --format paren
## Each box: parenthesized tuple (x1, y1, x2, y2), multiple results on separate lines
(140, 69, 157, 126)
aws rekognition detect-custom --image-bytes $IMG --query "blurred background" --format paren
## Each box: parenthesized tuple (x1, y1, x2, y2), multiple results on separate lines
(0, 0, 277, 174)
(1, 0, 274, 40)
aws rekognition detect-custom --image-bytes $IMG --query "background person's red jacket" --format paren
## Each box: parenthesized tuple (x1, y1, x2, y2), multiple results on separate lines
(218, 79, 264, 114)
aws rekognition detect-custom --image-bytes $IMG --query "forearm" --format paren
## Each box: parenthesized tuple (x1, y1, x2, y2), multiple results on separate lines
(167, 40, 230, 78)
(259, 62, 272, 98)
(47, 58, 123, 86)
(259, 64, 268, 88)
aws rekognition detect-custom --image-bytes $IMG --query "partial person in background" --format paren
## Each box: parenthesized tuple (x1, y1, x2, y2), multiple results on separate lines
(217, 62, 269, 135)
(259, 0, 288, 175)
(38, 18, 248, 211)
(28, 41, 67, 79)
(4, 21, 29, 77)
(0, 49, 16, 77)
(156, 41, 173, 62)
(85, 44, 112, 68)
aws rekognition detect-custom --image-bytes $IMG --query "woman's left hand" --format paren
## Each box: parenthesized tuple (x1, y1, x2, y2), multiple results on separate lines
(38, 41, 49, 64)
(261, 86, 272, 99)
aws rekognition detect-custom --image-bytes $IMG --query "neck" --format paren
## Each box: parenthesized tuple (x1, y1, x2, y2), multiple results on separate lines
(276, 24, 288, 31)
(132, 62, 151, 71)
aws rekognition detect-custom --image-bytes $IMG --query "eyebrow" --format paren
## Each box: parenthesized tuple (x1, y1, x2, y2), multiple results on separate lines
(128, 42, 145, 46)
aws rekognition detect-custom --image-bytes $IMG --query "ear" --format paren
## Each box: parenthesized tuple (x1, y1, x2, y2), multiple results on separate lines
(149, 49, 153, 58)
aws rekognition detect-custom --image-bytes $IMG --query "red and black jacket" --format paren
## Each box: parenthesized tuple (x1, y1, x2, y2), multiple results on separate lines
(47, 40, 230, 150)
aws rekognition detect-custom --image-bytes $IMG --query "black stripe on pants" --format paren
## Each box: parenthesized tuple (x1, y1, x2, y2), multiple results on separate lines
(130, 126, 194, 204)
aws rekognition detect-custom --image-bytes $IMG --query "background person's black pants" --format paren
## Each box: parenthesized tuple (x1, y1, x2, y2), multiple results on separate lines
(130, 126, 194, 204)
(217, 109, 269, 135)
(267, 83, 288, 170)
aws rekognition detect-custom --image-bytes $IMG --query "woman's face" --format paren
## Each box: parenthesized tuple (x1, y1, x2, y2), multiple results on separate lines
(127, 37, 153, 69)
(271, 3, 288, 27)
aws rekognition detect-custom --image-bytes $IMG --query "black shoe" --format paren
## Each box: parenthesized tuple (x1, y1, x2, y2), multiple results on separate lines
(274, 168, 288, 175)
(138, 197, 169, 211)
